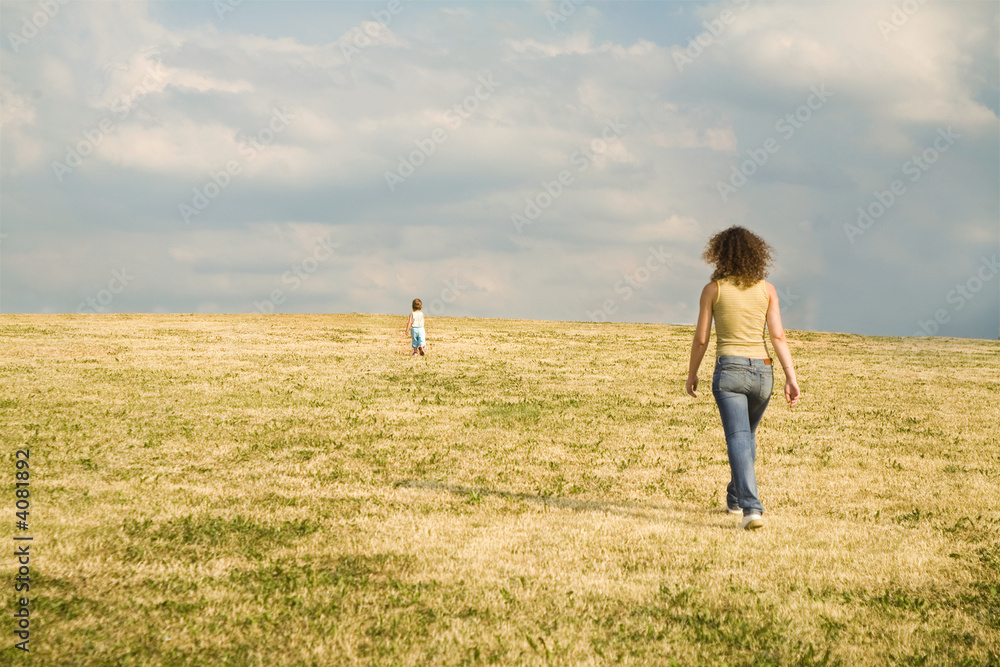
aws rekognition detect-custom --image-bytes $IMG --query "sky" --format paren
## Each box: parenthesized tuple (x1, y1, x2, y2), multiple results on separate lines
(1, 0, 998, 339)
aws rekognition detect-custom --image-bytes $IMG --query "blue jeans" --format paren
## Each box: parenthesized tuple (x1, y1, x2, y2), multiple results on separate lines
(411, 326, 425, 348)
(712, 356, 773, 516)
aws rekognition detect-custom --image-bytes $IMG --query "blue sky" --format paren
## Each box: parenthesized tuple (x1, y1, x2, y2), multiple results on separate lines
(1, 0, 997, 339)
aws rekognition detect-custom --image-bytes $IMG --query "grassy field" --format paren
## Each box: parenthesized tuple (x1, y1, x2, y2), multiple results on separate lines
(1, 313, 998, 666)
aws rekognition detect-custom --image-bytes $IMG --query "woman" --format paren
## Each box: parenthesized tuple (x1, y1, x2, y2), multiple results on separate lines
(685, 226, 800, 530)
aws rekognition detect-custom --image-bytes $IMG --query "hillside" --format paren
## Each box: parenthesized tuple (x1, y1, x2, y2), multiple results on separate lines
(1, 314, 998, 665)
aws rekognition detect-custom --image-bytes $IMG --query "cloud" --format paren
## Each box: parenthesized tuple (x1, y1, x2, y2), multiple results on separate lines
(720, 1, 997, 131)
(0, 0, 996, 338)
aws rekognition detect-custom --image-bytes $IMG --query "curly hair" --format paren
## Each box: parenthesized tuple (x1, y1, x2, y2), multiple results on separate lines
(702, 226, 773, 289)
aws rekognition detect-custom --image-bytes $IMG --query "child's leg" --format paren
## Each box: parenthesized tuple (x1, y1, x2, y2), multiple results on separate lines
(412, 346, 418, 356)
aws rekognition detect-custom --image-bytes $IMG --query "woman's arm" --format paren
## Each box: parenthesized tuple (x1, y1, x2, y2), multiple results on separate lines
(686, 282, 717, 397)
(764, 282, 800, 406)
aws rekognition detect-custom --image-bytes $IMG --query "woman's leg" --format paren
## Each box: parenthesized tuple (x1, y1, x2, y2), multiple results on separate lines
(716, 392, 763, 515)
(746, 367, 774, 471)
(714, 365, 764, 516)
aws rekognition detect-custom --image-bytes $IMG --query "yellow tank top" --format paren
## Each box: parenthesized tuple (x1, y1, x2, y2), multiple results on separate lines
(713, 278, 769, 358)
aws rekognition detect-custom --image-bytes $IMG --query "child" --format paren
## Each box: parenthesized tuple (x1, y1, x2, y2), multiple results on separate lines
(405, 298, 427, 356)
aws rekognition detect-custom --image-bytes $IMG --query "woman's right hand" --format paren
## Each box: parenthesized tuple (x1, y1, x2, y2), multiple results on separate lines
(784, 378, 801, 406)
(685, 375, 699, 398)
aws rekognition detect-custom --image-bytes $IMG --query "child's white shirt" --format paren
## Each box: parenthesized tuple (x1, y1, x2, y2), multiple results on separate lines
(411, 311, 424, 327)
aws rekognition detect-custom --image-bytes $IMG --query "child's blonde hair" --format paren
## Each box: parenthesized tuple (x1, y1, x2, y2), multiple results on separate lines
(412, 298, 422, 311)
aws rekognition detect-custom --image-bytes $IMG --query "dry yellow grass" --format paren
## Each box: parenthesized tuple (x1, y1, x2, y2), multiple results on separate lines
(1, 314, 998, 666)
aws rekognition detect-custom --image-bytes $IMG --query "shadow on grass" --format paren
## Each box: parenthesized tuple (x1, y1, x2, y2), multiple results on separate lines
(394, 479, 729, 528)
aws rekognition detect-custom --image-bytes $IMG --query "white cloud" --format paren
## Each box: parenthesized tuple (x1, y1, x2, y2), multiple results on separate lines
(0, 1, 996, 338)
(0, 75, 43, 172)
(721, 1, 997, 130)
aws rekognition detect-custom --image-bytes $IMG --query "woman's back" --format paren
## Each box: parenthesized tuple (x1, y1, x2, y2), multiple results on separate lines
(714, 277, 769, 358)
